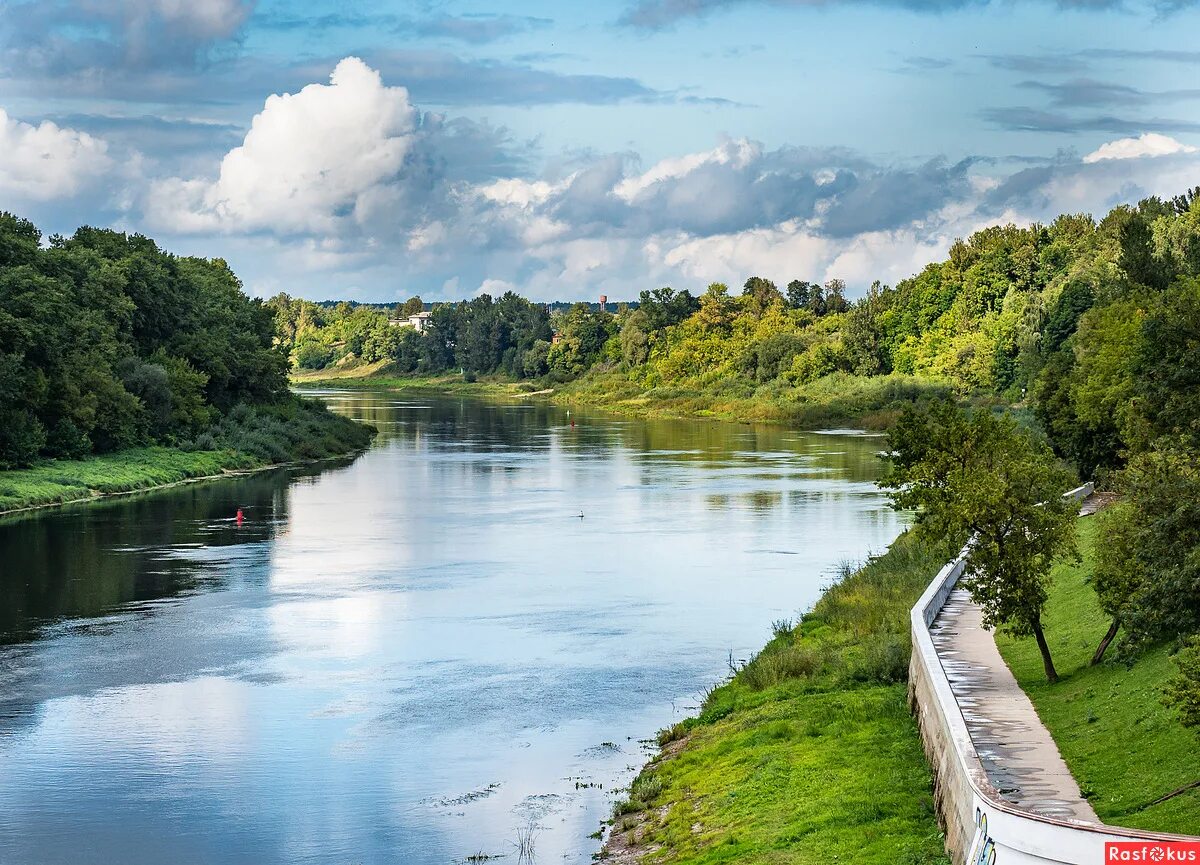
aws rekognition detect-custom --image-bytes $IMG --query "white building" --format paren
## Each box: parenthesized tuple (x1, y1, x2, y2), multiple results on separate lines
(387, 311, 432, 333)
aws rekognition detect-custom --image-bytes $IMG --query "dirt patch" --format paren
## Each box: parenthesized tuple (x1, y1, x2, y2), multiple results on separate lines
(598, 807, 666, 864)
(596, 734, 692, 863)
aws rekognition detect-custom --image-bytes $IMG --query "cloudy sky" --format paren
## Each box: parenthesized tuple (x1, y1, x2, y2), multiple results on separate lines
(1, 0, 1199, 302)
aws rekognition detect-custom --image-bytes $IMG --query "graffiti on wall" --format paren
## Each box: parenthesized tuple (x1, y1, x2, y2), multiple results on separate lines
(966, 808, 997, 865)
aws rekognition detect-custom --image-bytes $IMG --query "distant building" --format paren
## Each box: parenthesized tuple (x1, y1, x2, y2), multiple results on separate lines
(388, 311, 433, 332)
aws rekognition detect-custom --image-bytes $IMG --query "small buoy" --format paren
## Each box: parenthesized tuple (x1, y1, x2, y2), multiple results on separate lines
(236, 509, 244, 526)
(570, 418, 575, 428)
(578, 510, 585, 519)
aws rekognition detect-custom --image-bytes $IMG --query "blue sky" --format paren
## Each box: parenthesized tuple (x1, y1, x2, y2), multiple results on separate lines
(1, 0, 1199, 302)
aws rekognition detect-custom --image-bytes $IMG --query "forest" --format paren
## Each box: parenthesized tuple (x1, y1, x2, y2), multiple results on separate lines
(0, 213, 371, 471)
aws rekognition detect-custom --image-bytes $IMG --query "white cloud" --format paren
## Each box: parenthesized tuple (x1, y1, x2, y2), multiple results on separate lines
(1083, 132, 1198, 164)
(613, 138, 759, 202)
(0, 109, 113, 201)
(147, 57, 418, 234)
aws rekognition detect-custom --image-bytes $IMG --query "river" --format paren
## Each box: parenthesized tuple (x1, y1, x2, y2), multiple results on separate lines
(0, 391, 908, 864)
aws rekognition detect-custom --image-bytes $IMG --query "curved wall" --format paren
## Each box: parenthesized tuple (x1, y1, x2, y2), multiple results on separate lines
(908, 483, 1200, 864)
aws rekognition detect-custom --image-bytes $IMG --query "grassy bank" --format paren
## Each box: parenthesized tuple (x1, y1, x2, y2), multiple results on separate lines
(995, 518, 1200, 835)
(292, 360, 950, 430)
(0, 397, 375, 514)
(558, 369, 950, 428)
(603, 532, 951, 864)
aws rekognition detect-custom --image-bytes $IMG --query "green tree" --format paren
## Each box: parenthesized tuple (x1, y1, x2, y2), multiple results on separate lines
(786, 280, 814, 310)
(824, 279, 849, 315)
(620, 309, 651, 367)
(884, 400, 1078, 682)
(1108, 442, 1200, 653)
(1164, 638, 1200, 734)
(1089, 502, 1143, 664)
(742, 276, 783, 316)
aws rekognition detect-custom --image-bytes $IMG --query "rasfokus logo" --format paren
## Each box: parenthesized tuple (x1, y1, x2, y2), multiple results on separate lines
(1106, 842, 1200, 861)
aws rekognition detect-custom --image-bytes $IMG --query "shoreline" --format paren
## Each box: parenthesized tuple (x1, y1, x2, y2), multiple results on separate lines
(290, 369, 935, 430)
(0, 447, 370, 520)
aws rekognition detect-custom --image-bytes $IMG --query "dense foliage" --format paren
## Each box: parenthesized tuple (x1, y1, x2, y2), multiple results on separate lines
(0, 213, 369, 471)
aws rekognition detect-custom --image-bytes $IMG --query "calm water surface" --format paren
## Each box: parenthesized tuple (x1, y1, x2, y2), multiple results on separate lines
(0, 392, 908, 864)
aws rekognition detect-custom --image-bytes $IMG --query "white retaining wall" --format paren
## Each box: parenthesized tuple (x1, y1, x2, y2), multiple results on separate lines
(908, 482, 1200, 864)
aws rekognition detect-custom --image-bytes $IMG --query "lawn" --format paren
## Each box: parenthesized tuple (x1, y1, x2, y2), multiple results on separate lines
(995, 517, 1200, 835)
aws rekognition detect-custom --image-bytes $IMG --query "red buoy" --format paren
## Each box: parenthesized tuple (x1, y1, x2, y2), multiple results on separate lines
(236, 509, 244, 526)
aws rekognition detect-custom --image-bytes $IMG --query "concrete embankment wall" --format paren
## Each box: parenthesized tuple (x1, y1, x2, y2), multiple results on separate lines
(908, 482, 1200, 864)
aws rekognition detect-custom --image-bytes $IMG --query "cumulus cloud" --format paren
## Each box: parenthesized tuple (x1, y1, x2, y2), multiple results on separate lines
(148, 57, 419, 235)
(0, 108, 114, 201)
(1083, 132, 1199, 162)
(19, 54, 1200, 304)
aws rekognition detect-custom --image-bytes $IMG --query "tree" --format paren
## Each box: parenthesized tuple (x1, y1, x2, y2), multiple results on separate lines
(884, 400, 1078, 682)
(696, 283, 737, 333)
(1164, 637, 1200, 732)
(1089, 502, 1143, 663)
(1105, 442, 1200, 654)
(620, 309, 651, 367)
(742, 276, 782, 316)
(807, 282, 826, 317)
(842, 281, 890, 375)
(1136, 278, 1200, 444)
(824, 279, 848, 314)
(401, 296, 424, 316)
(637, 287, 699, 331)
(786, 280, 814, 310)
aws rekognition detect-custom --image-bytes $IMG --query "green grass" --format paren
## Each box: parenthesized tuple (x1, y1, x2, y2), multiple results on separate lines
(995, 517, 1200, 835)
(291, 367, 544, 400)
(605, 532, 952, 864)
(559, 370, 951, 429)
(0, 447, 256, 513)
(0, 396, 375, 514)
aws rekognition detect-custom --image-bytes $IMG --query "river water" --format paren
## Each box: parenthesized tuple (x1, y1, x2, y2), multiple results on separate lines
(0, 392, 908, 864)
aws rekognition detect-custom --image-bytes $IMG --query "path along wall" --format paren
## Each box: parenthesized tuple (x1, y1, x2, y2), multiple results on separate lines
(909, 483, 1200, 864)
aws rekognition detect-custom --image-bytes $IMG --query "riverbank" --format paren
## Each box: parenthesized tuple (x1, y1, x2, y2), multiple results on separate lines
(557, 369, 948, 428)
(291, 365, 537, 400)
(291, 363, 950, 430)
(995, 517, 1200, 835)
(600, 531, 951, 864)
(0, 397, 375, 516)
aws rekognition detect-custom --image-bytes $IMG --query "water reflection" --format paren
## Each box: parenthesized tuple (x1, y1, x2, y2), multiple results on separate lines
(0, 393, 906, 865)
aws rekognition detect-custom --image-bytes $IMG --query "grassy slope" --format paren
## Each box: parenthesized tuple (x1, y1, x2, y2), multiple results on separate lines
(604, 533, 951, 865)
(291, 364, 541, 399)
(0, 397, 375, 515)
(0, 447, 258, 513)
(559, 369, 949, 429)
(995, 517, 1200, 835)
(291, 361, 949, 430)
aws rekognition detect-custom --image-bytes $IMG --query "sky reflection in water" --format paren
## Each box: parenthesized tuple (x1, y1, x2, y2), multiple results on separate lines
(0, 393, 908, 864)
